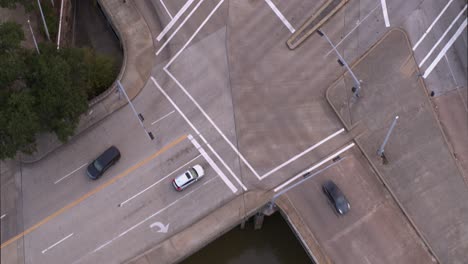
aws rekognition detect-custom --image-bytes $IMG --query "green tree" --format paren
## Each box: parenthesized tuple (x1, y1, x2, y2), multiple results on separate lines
(0, 91, 40, 159)
(0, 21, 24, 52)
(86, 53, 117, 99)
(0, 22, 26, 88)
(0, 0, 35, 12)
(26, 44, 88, 142)
(0, 52, 26, 88)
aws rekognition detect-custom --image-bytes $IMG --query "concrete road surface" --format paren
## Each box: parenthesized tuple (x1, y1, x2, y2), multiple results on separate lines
(1, 0, 466, 263)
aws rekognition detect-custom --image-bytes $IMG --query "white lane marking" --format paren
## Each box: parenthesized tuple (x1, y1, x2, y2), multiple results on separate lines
(274, 143, 355, 192)
(419, 5, 467, 67)
(54, 163, 88, 184)
(413, 0, 456, 50)
(156, 0, 206, 56)
(151, 110, 175, 125)
(380, 0, 390, 27)
(0, 214, 6, 220)
(42, 233, 74, 254)
(93, 177, 217, 253)
(165, 0, 225, 68)
(164, 69, 261, 180)
(156, 0, 195, 42)
(325, 4, 380, 57)
(188, 135, 238, 193)
(118, 154, 202, 207)
(423, 19, 467, 79)
(151, 77, 247, 191)
(264, 0, 295, 33)
(151, 77, 201, 136)
(93, 240, 112, 253)
(260, 128, 345, 180)
(201, 135, 248, 191)
(160, 0, 173, 19)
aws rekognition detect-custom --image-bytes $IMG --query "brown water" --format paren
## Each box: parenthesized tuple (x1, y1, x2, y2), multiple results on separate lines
(180, 212, 314, 264)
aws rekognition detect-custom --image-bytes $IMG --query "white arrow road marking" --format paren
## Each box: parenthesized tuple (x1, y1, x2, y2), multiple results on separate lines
(150, 222, 170, 233)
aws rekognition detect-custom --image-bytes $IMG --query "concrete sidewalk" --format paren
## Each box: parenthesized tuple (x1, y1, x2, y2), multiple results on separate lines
(21, 0, 155, 163)
(327, 29, 468, 264)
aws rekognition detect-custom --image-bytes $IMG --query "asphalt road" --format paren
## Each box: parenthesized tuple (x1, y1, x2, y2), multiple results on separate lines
(1, 0, 466, 263)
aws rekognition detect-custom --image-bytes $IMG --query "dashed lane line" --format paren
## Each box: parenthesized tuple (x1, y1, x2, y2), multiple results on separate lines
(0, 135, 187, 250)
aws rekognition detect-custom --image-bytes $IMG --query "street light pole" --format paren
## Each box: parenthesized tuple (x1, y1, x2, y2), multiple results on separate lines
(377, 115, 399, 158)
(117, 81, 155, 140)
(27, 20, 40, 54)
(57, 0, 64, 49)
(317, 29, 361, 98)
(37, 0, 51, 41)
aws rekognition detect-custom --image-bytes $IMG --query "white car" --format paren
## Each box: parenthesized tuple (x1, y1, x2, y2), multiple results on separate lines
(172, 165, 204, 191)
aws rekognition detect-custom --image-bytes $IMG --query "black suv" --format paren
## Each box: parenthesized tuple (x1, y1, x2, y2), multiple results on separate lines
(87, 146, 121, 180)
(322, 180, 351, 215)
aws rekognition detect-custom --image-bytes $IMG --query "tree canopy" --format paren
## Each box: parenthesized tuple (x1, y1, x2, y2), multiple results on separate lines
(0, 21, 118, 160)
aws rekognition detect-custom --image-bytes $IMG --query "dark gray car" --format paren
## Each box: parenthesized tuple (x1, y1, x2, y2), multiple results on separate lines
(322, 180, 350, 215)
(87, 146, 120, 180)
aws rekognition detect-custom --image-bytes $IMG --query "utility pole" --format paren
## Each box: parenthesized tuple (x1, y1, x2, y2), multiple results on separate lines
(27, 20, 40, 54)
(317, 29, 361, 98)
(117, 81, 155, 141)
(37, 0, 51, 41)
(377, 116, 399, 163)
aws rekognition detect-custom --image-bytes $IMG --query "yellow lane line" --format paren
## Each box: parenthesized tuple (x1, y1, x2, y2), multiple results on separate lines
(0, 135, 187, 249)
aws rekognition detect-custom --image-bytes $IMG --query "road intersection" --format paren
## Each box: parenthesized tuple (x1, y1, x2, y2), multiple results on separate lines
(1, 0, 467, 263)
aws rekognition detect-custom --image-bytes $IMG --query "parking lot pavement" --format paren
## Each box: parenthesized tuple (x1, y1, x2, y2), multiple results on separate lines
(327, 29, 468, 264)
(284, 148, 435, 264)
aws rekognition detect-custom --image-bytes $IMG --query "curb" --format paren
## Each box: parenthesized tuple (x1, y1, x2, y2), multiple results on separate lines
(325, 28, 442, 264)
